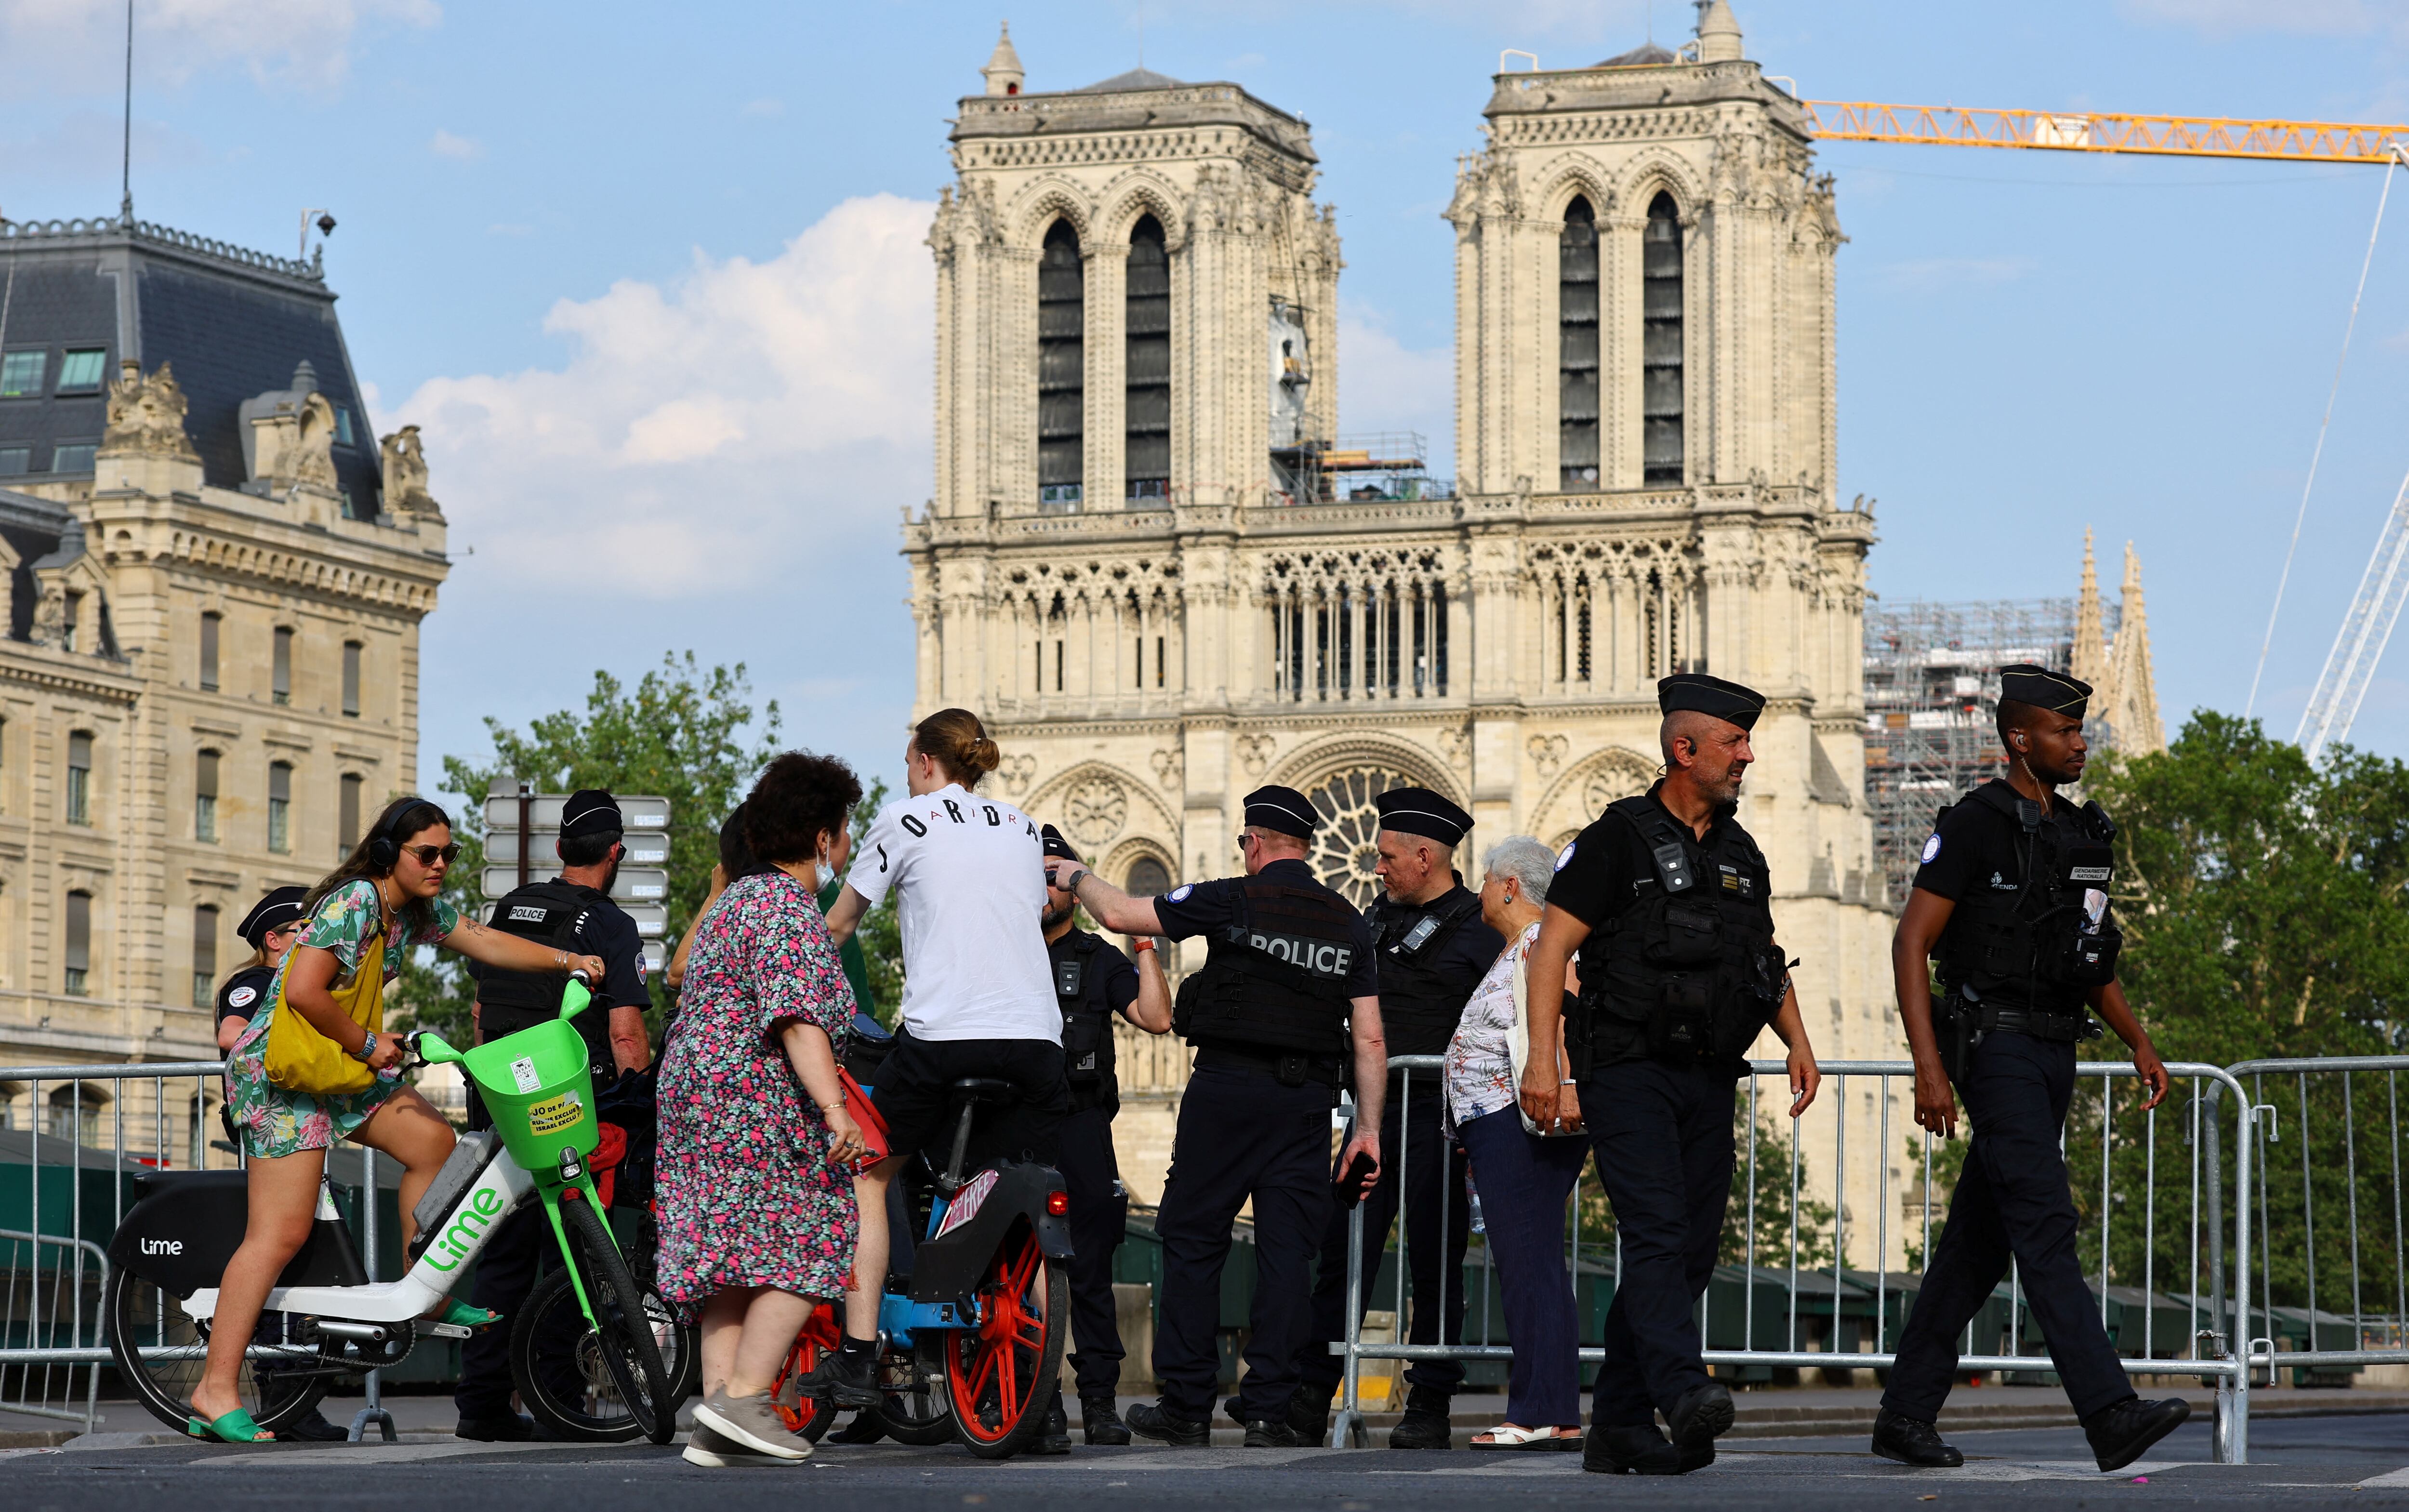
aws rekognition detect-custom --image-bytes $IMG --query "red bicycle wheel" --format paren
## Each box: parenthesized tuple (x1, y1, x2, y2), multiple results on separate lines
(943, 1226, 1067, 1459)
(771, 1311, 843, 1443)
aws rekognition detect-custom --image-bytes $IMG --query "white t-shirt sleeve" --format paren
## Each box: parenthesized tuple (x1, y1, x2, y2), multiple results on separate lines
(841, 801, 907, 912)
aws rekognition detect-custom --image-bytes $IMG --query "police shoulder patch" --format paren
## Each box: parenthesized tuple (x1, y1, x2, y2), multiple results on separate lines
(1919, 833, 1943, 865)
(1167, 883, 1194, 903)
(1555, 840, 1576, 872)
(227, 985, 258, 1008)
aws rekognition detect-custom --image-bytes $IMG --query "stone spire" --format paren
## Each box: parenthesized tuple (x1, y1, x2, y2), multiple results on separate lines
(2108, 542, 2166, 755)
(982, 22, 1025, 96)
(1695, 0, 1744, 62)
(2071, 527, 2108, 694)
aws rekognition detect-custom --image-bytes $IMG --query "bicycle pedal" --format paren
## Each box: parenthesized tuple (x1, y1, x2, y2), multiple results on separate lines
(424, 1322, 475, 1340)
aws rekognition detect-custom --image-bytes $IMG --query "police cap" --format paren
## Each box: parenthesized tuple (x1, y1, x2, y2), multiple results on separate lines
(1040, 823, 1080, 863)
(1373, 787, 1471, 847)
(1657, 672, 1767, 732)
(237, 886, 308, 948)
(1243, 784, 1319, 839)
(560, 788, 623, 837)
(1999, 664, 2091, 718)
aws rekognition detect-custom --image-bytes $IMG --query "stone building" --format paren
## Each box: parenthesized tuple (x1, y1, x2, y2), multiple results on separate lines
(0, 214, 448, 1153)
(910, 4, 1901, 1239)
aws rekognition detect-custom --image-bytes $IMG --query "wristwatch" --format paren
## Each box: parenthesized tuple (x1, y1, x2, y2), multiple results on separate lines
(347, 1033, 378, 1064)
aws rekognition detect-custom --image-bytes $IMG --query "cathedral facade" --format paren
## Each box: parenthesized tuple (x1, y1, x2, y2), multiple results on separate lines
(908, 7, 1900, 1238)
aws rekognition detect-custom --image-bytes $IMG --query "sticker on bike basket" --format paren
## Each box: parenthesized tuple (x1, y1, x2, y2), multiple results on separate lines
(935, 1168, 1001, 1238)
(526, 1090, 583, 1135)
(510, 1056, 542, 1093)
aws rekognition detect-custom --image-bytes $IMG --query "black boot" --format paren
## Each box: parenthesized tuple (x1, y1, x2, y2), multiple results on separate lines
(1030, 1392, 1071, 1455)
(829, 1410, 887, 1445)
(1082, 1396, 1131, 1446)
(1870, 1407, 1963, 1468)
(2083, 1396, 2190, 1473)
(1125, 1401, 1211, 1447)
(1665, 1381, 1734, 1470)
(1583, 1422, 1682, 1475)
(281, 1408, 349, 1442)
(1287, 1389, 1330, 1447)
(1388, 1384, 1453, 1451)
(798, 1341, 882, 1409)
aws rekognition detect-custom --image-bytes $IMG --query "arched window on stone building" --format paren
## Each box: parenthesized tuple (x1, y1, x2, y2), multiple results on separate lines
(1125, 215, 1171, 503)
(1559, 196, 1600, 491)
(1269, 555, 1448, 703)
(1642, 192, 1684, 486)
(1037, 219, 1085, 511)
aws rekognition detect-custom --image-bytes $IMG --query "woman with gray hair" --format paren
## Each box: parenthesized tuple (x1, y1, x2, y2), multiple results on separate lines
(1443, 835, 1589, 1450)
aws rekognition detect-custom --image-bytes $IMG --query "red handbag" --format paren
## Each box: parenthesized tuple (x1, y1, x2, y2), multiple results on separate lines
(836, 1068, 890, 1173)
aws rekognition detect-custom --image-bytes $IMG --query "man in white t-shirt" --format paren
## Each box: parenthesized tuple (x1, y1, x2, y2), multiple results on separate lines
(817, 713, 1071, 1413)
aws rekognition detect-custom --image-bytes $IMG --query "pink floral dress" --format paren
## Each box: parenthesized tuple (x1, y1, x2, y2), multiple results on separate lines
(655, 872, 857, 1318)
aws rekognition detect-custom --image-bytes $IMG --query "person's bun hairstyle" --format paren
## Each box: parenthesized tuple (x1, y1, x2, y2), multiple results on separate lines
(913, 707, 1002, 790)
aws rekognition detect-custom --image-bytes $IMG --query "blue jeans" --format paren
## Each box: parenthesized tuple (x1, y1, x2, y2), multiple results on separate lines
(1457, 1108, 1590, 1427)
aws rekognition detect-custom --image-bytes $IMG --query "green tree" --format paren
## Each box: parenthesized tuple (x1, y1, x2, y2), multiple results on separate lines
(390, 653, 783, 1043)
(1570, 1092, 1838, 1272)
(845, 777, 904, 1022)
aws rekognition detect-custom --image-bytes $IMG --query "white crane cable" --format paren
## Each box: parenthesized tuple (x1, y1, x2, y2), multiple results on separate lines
(2245, 147, 2403, 718)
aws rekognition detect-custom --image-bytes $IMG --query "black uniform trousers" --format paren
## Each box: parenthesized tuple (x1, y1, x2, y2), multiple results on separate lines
(1152, 1064, 1336, 1425)
(1298, 1071, 1469, 1401)
(1883, 1031, 2136, 1422)
(1581, 1057, 1737, 1427)
(1059, 1103, 1131, 1399)
(454, 1203, 546, 1421)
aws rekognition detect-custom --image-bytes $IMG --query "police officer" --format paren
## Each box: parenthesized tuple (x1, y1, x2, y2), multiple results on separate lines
(1521, 674, 1821, 1476)
(1049, 786, 1386, 1448)
(1293, 789, 1501, 1449)
(1036, 824, 1174, 1450)
(453, 788, 655, 1441)
(1873, 666, 2187, 1474)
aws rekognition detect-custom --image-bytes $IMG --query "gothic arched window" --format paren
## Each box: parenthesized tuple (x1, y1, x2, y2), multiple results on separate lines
(1037, 219, 1085, 510)
(1559, 196, 1600, 491)
(1641, 192, 1684, 486)
(1125, 215, 1170, 503)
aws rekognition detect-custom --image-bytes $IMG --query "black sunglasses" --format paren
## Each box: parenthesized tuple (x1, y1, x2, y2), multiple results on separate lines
(401, 842, 461, 867)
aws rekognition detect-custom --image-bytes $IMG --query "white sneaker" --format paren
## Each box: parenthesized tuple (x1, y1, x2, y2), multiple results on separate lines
(691, 1389, 812, 1461)
(683, 1423, 807, 1467)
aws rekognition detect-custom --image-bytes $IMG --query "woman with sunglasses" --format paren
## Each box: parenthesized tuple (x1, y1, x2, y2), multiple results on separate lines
(189, 796, 605, 1444)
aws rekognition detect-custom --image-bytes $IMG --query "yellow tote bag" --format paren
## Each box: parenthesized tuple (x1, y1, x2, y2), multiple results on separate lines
(263, 925, 384, 1096)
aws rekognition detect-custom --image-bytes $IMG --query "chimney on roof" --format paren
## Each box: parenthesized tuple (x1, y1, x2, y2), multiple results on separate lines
(982, 22, 1025, 96)
(1695, 0, 1743, 62)
(291, 359, 319, 395)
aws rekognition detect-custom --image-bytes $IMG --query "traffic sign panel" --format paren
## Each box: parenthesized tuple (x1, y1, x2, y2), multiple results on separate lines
(485, 829, 673, 866)
(483, 866, 668, 904)
(484, 794, 671, 833)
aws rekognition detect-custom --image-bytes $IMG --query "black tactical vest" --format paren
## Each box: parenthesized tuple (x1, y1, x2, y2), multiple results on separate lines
(1573, 796, 1785, 1069)
(1935, 781, 2122, 1014)
(474, 879, 613, 1076)
(1174, 875, 1358, 1059)
(1051, 928, 1121, 1116)
(1367, 887, 1485, 1058)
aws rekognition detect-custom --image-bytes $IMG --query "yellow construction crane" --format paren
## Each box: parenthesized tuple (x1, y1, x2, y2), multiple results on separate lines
(1801, 101, 2407, 166)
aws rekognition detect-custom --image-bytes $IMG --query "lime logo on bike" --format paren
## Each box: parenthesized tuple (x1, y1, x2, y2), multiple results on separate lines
(526, 1090, 584, 1135)
(421, 1186, 508, 1273)
(509, 1056, 542, 1093)
(935, 1167, 1000, 1238)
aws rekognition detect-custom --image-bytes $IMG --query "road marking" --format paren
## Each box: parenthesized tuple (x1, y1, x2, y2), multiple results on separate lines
(1851, 1460, 2215, 1483)
(0, 1449, 62, 1463)
(2358, 1467, 2409, 1487)
(189, 1440, 576, 1468)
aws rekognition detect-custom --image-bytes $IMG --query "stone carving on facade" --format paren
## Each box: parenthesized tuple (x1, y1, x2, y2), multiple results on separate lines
(379, 425, 443, 520)
(1149, 747, 1184, 791)
(100, 361, 201, 461)
(1582, 751, 1660, 817)
(1000, 753, 1039, 796)
(1235, 734, 1275, 777)
(1528, 733, 1569, 777)
(1437, 722, 1474, 770)
(1064, 776, 1128, 847)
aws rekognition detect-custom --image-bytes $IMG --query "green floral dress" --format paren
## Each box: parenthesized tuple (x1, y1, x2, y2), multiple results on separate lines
(225, 880, 459, 1159)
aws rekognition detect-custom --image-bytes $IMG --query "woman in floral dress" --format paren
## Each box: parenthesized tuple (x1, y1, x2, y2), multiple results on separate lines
(657, 751, 868, 1465)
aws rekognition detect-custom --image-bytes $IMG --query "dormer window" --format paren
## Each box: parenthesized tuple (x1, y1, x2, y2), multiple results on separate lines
(333, 404, 356, 447)
(0, 447, 27, 477)
(1006, 81, 1019, 95)
(0, 351, 43, 398)
(51, 442, 97, 474)
(55, 348, 108, 394)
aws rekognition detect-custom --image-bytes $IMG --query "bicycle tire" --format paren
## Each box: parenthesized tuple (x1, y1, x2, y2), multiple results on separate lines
(105, 1266, 333, 1435)
(511, 1262, 696, 1442)
(943, 1226, 1068, 1459)
(868, 1383, 957, 1446)
(513, 1194, 677, 1444)
(769, 1317, 840, 1444)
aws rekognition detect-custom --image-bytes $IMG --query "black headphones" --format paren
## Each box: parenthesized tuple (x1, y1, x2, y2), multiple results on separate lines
(367, 797, 445, 871)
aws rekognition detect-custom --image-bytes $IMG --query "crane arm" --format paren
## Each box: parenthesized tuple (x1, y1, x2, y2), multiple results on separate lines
(1804, 101, 2407, 166)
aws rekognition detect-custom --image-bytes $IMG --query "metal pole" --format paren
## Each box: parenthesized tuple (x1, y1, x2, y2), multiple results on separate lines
(516, 781, 533, 889)
(347, 1148, 397, 1442)
(1334, 1090, 1366, 1448)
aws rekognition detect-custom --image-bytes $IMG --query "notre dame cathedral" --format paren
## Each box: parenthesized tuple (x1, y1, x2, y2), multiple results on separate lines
(906, 6, 1897, 1220)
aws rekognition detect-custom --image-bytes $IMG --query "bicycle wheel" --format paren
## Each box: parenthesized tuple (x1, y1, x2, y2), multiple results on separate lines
(512, 1195, 677, 1444)
(869, 1379, 957, 1446)
(105, 1267, 334, 1434)
(770, 1314, 841, 1444)
(512, 1262, 695, 1442)
(943, 1225, 1067, 1459)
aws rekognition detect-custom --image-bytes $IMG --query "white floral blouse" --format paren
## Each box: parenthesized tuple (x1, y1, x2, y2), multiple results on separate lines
(1443, 920, 1538, 1133)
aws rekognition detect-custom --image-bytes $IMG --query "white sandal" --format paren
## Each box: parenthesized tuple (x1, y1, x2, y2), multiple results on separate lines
(1470, 1422, 1578, 1451)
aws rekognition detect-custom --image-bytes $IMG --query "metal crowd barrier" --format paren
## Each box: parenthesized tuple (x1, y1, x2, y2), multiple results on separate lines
(1331, 1054, 2264, 1462)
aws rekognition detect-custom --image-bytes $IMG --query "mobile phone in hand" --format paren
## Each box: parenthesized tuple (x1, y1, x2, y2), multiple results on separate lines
(1333, 1149, 1376, 1208)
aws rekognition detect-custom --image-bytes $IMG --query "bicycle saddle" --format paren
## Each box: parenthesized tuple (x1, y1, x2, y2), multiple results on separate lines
(949, 1077, 1019, 1105)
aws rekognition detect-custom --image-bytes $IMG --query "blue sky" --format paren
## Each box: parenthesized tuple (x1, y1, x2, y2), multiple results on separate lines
(6, 0, 2409, 804)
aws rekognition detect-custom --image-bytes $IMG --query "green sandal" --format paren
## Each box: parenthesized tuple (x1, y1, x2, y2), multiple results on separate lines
(434, 1298, 503, 1329)
(186, 1407, 276, 1443)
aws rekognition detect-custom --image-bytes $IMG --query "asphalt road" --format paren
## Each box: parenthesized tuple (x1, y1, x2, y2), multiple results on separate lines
(7, 1413, 2409, 1510)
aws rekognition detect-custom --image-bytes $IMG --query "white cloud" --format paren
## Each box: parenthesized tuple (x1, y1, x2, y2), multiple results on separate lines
(1337, 301, 1454, 474)
(0, 0, 440, 94)
(741, 98, 784, 119)
(428, 128, 480, 159)
(1879, 255, 2039, 293)
(397, 193, 937, 600)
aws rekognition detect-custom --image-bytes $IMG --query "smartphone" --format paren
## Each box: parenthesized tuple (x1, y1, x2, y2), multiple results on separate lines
(1333, 1149, 1377, 1208)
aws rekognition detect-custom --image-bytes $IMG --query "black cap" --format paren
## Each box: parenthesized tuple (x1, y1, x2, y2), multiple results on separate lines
(560, 788, 622, 837)
(1373, 788, 1471, 847)
(1242, 784, 1318, 839)
(237, 886, 308, 948)
(1999, 664, 2091, 717)
(1657, 673, 1767, 732)
(1040, 823, 1080, 863)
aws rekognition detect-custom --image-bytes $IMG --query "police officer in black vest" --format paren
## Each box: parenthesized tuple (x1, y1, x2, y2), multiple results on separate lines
(1293, 788, 1501, 1449)
(453, 788, 656, 1441)
(1872, 666, 2187, 1474)
(1049, 785, 1386, 1448)
(1522, 675, 1821, 1475)
(1037, 824, 1174, 1449)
